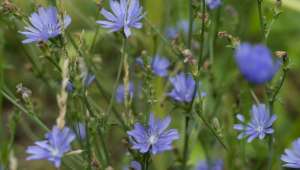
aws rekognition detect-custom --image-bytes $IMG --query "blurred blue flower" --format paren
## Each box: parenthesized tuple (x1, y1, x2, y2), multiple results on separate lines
(234, 43, 280, 84)
(281, 138, 300, 168)
(66, 81, 75, 93)
(205, 0, 222, 9)
(135, 57, 144, 66)
(84, 74, 96, 87)
(151, 55, 170, 77)
(74, 123, 86, 140)
(127, 113, 179, 154)
(116, 82, 135, 103)
(26, 126, 76, 167)
(177, 20, 189, 34)
(168, 73, 203, 102)
(97, 0, 144, 38)
(233, 104, 276, 143)
(124, 161, 142, 170)
(20, 7, 71, 44)
(196, 160, 223, 170)
(165, 27, 178, 39)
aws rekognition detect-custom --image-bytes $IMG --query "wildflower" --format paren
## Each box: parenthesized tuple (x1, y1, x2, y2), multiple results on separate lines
(234, 43, 280, 84)
(281, 138, 300, 168)
(233, 104, 276, 142)
(124, 161, 142, 170)
(196, 160, 223, 170)
(74, 123, 86, 140)
(168, 73, 205, 102)
(205, 0, 222, 9)
(177, 20, 189, 34)
(65, 81, 75, 93)
(83, 74, 96, 87)
(151, 55, 170, 77)
(116, 82, 135, 103)
(20, 6, 71, 44)
(165, 27, 178, 39)
(127, 113, 179, 154)
(97, 0, 144, 38)
(26, 126, 76, 167)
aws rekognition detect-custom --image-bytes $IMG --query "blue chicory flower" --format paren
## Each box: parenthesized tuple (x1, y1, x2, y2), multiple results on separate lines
(116, 82, 135, 103)
(233, 104, 277, 143)
(97, 0, 144, 38)
(20, 6, 71, 44)
(26, 126, 76, 167)
(168, 73, 206, 102)
(124, 161, 142, 170)
(84, 74, 96, 87)
(205, 0, 222, 9)
(66, 81, 75, 93)
(234, 43, 281, 84)
(196, 160, 223, 170)
(165, 27, 178, 39)
(151, 55, 170, 77)
(281, 138, 300, 168)
(127, 113, 179, 154)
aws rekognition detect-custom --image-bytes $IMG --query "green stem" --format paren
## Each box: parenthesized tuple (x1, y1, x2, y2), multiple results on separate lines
(199, 0, 206, 66)
(187, 0, 194, 49)
(257, 0, 265, 41)
(182, 116, 190, 170)
(195, 111, 228, 150)
(106, 37, 128, 129)
(1, 89, 49, 132)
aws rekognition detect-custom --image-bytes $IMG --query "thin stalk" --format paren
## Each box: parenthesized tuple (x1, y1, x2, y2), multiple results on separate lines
(267, 65, 288, 170)
(187, 0, 194, 49)
(195, 111, 228, 150)
(199, 0, 206, 66)
(182, 116, 190, 170)
(97, 126, 110, 166)
(257, 0, 265, 41)
(85, 120, 92, 170)
(1, 89, 49, 132)
(145, 18, 182, 59)
(106, 37, 127, 129)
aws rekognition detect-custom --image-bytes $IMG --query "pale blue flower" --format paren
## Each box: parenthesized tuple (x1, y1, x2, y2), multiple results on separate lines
(26, 126, 76, 167)
(234, 43, 280, 84)
(124, 161, 142, 170)
(281, 138, 300, 168)
(233, 104, 276, 142)
(196, 160, 223, 170)
(116, 82, 135, 103)
(205, 0, 222, 9)
(151, 55, 170, 77)
(20, 6, 71, 44)
(97, 0, 144, 38)
(127, 113, 179, 154)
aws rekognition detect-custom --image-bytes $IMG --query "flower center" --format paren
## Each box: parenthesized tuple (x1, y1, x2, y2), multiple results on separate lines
(148, 135, 158, 145)
(51, 148, 60, 157)
(256, 126, 264, 133)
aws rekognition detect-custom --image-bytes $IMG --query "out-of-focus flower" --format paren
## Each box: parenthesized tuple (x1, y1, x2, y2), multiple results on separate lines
(205, 0, 222, 9)
(234, 43, 281, 84)
(116, 82, 135, 103)
(84, 74, 96, 87)
(135, 57, 144, 66)
(233, 104, 276, 143)
(26, 126, 76, 168)
(165, 27, 178, 39)
(127, 113, 179, 154)
(177, 20, 189, 34)
(151, 55, 170, 77)
(65, 81, 75, 93)
(281, 138, 300, 168)
(196, 160, 223, 170)
(74, 123, 86, 140)
(168, 73, 205, 102)
(97, 0, 144, 38)
(123, 161, 142, 170)
(20, 6, 71, 44)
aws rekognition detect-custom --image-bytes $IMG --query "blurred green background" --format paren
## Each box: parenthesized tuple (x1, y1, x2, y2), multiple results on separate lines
(1, 0, 300, 169)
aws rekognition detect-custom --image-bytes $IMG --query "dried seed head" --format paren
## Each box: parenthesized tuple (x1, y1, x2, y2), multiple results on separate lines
(16, 83, 32, 100)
